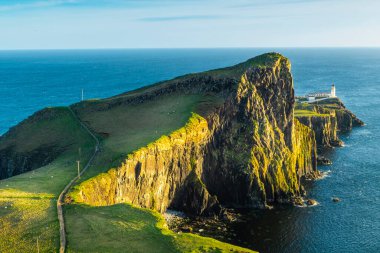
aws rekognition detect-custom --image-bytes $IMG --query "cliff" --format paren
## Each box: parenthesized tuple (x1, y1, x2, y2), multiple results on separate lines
(70, 53, 318, 215)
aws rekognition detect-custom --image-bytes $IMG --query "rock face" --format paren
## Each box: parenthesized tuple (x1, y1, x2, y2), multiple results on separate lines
(296, 115, 341, 147)
(71, 53, 318, 214)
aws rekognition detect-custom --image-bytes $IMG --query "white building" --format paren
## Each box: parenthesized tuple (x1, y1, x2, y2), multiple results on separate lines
(307, 84, 336, 101)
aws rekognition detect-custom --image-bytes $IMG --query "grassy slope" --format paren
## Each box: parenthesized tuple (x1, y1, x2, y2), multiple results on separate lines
(65, 203, 252, 253)
(0, 107, 95, 252)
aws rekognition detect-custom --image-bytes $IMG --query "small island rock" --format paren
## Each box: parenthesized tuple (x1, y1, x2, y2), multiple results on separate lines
(306, 199, 317, 206)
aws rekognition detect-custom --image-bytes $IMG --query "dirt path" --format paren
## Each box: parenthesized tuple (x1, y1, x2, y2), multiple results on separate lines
(57, 107, 100, 253)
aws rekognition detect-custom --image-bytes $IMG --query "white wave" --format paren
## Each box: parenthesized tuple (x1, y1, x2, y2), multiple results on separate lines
(316, 170, 331, 180)
(295, 199, 320, 208)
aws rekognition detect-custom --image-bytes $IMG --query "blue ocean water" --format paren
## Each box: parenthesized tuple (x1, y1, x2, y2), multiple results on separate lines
(0, 49, 379, 252)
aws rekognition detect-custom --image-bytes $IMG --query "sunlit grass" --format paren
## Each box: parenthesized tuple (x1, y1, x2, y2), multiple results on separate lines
(65, 203, 254, 253)
(0, 196, 57, 252)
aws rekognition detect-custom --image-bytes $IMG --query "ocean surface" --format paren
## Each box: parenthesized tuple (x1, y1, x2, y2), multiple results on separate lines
(0, 48, 379, 252)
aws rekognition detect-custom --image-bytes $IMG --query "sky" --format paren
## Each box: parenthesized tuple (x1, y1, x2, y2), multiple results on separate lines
(0, 0, 379, 49)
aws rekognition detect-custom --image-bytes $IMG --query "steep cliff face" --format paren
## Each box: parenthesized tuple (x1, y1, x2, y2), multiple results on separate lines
(296, 115, 342, 147)
(200, 63, 316, 208)
(71, 114, 220, 215)
(71, 53, 318, 214)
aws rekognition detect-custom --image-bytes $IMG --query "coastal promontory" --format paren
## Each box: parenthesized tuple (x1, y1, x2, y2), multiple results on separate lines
(0, 53, 363, 252)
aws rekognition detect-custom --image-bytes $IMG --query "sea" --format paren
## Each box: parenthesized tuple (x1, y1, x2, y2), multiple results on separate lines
(0, 48, 379, 253)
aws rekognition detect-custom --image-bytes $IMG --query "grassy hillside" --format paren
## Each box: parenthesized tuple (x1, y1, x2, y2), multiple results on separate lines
(65, 203, 253, 253)
(0, 107, 95, 252)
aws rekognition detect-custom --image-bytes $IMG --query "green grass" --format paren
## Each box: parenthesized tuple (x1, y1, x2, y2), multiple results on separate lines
(0, 196, 57, 252)
(294, 109, 330, 117)
(0, 107, 95, 252)
(294, 98, 345, 118)
(65, 203, 254, 253)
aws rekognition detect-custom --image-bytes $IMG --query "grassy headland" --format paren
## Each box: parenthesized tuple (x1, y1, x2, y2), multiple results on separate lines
(0, 54, 289, 252)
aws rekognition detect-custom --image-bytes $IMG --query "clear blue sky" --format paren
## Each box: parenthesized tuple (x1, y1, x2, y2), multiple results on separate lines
(0, 0, 379, 49)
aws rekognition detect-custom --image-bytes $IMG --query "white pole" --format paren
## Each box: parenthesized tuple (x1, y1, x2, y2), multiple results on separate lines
(77, 160, 81, 179)
(81, 89, 84, 101)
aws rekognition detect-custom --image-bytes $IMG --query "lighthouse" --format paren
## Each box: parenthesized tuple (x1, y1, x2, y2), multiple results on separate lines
(331, 84, 336, 97)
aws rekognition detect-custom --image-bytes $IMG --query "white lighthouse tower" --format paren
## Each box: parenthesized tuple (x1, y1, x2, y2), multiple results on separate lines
(331, 84, 336, 97)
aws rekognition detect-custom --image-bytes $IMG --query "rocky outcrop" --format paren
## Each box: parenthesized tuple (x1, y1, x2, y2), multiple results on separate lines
(296, 99, 363, 148)
(71, 53, 319, 215)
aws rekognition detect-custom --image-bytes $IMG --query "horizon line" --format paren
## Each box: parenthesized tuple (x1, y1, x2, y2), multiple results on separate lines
(1, 46, 380, 52)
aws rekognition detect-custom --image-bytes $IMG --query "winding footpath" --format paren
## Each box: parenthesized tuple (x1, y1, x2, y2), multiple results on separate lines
(57, 107, 100, 253)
